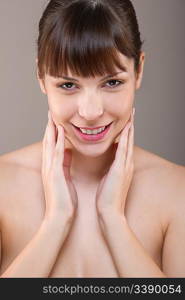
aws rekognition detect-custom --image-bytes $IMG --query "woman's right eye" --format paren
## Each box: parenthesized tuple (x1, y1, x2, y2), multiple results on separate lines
(59, 82, 76, 91)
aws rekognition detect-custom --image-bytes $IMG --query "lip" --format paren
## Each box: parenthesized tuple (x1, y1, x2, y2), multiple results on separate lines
(72, 122, 113, 142)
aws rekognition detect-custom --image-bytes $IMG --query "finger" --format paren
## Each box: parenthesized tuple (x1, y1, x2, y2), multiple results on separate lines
(63, 149, 72, 168)
(42, 121, 48, 177)
(111, 109, 133, 170)
(113, 121, 131, 169)
(63, 149, 73, 181)
(113, 113, 132, 145)
(53, 124, 65, 173)
(44, 112, 56, 173)
(118, 108, 134, 161)
(126, 112, 134, 170)
(49, 111, 58, 144)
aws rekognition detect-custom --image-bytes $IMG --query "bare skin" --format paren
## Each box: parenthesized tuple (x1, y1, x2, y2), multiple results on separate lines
(0, 140, 185, 277)
(0, 53, 185, 277)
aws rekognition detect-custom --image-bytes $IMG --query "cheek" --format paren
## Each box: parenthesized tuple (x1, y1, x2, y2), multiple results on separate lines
(47, 94, 75, 122)
(106, 87, 135, 117)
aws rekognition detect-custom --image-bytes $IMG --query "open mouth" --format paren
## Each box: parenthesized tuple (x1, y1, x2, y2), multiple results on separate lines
(73, 121, 113, 133)
(72, 121, 113, 141)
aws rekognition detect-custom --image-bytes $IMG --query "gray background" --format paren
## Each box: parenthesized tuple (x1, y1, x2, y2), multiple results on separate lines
(0, 0, 185, 165)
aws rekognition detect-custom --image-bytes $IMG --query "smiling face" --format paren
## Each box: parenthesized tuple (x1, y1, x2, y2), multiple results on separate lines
(37, 51, 145, 157)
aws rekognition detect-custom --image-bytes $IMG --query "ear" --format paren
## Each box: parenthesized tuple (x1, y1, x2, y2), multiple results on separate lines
(35, 58, 47, 94)
(135, 51, 145, 90)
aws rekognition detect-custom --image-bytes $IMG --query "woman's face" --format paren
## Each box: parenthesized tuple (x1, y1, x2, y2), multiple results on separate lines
(38, 52, 145, 157)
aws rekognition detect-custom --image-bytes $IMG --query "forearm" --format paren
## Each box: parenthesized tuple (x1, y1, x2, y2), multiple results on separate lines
(1, 216, 72, 278)
(100, 212, 166, 278)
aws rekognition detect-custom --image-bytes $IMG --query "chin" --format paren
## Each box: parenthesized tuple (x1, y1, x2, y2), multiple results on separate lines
(73, 140, 114, 157)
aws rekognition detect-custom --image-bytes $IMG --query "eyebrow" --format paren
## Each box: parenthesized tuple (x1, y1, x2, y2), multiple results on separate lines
(59, 71, 127, 82)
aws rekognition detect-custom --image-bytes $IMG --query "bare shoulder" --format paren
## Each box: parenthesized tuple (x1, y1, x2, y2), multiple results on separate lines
(134, 145, 185, 223)
(0, 142, 43, 218)
(135, 145, 185, 182)
(135, 148, 185, 277)
(0, 142, 42, 172)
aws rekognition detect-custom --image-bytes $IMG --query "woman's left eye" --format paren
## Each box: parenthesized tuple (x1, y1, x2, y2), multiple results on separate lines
(105, 79, 123, 88)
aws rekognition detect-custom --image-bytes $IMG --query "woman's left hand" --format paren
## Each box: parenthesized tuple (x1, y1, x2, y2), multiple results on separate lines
(96, 108, 135, 218)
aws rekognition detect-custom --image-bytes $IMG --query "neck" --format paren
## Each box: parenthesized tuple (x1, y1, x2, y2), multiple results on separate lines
(70, 144, 116, 184)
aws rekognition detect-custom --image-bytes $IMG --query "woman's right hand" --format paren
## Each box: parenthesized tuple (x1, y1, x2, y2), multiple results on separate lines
(41, 111, 78, 221)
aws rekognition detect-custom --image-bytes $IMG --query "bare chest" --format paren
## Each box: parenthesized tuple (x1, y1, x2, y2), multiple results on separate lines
(0, 179, 164, 277)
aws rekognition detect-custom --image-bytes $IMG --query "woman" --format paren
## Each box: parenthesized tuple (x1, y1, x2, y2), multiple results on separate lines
(0, 0, 185, 278)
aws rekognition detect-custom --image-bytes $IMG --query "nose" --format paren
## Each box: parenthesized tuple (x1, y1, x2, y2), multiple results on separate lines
(78, 93, 103, 121)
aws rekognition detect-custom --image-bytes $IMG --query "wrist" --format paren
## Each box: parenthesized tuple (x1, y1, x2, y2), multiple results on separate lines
(98, 207, 125, 220)
(43, 210, 75, 228)
(98, 209, 127, 226)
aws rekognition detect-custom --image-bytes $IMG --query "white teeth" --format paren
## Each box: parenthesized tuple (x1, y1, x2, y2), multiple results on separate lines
(79, 126, 106, 135)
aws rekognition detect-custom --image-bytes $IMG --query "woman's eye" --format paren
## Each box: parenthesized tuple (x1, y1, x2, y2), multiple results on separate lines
(105, 79, 123, 88)
(59, 82, 76, 91)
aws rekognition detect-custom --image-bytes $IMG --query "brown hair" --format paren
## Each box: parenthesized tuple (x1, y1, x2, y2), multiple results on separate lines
(37, 0, 144, 79)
